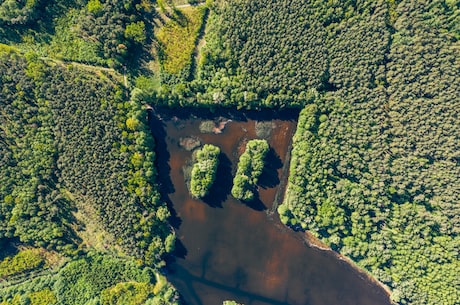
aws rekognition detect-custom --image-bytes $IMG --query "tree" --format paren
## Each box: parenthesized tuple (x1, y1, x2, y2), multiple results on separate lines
(189, 144, 220, 198)
(124, 21, 146, 43)
(231, 139, 269, 201)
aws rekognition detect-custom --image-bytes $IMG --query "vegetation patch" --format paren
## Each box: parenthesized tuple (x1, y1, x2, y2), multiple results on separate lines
(199, 120, 216, 133)
(231, 139, 269, 201)
(101, 282, 154, 305)
(0, 249, 46, 279)
(156, 6, 207, 77)
(189, 144, 220, 198)
(223, 301, 244, 305)
(255, 121, 275, 139)
(54, 255, 145, 305)
(28, 289, 56, 305)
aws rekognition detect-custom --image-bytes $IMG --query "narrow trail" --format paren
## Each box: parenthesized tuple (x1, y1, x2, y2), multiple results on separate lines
(39, 57, 115, 73)
(39, 57, 126, 86)
(155, 2, 206, 10)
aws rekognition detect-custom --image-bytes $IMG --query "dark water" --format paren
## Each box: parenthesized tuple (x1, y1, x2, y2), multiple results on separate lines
(149, 109, 391, 305)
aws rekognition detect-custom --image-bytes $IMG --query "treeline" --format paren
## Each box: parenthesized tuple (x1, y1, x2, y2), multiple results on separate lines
(277, 1, 459, 304)
(180, 0, 358, 108)
(231, 139, 269, 201)
(189, 144, 220, 198)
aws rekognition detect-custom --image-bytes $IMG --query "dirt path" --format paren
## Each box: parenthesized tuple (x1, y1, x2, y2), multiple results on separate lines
(39, 57, 115, 73)
(39, 57, 125, 86)
(155, 2, 206, 11)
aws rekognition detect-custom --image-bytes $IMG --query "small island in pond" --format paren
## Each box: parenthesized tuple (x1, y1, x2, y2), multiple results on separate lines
(189, 144, 221, 199)
(231, 139, 269, 201)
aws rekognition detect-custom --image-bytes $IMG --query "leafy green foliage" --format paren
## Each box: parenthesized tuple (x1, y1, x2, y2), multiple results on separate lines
(28, 289, 56, 305)
(0, 51, 76, 250)
(189, 144, 220, 198)
(47, 9, 106, 66)
(0, 0, 40, 25)
(87, 0, 103, 15)
(278, 1, 459, 304)
(223, 301, 243, 305)
(43, 67, 173, 262)
(100, 282, 155, 305)
(100, 278, 180, 305)
(0, 51, 174, 265)
(0, 253, 178, 305)
(191, 0, 358, 108)
(125, 21, 146, 43)
(231, 139, 269, 201)
(53, 254, 150, 305)
(157, 6, 207, 79)
(0, 0, 158, 69)
(0, 249, 45, 279)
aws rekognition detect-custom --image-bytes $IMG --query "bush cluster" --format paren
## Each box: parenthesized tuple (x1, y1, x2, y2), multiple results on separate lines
(189, 144, 220, 198)
(231, 139, 269, 201)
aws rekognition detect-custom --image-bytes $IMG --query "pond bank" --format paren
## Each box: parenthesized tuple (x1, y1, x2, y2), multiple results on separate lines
(301, 231, 393, 299)
(149, 108, 393, 305)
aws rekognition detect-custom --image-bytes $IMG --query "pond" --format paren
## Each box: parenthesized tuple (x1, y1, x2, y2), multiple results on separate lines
(149, 108, 392, 305)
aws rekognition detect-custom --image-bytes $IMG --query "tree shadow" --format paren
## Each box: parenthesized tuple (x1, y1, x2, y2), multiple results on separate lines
(201, 152, 232, 208)
(164, 238, 188, 274)
(243, 192, 266, 211)
(148, 111, 182, 229)
(244, 108, 300, 122)
(165, 196, 182, 229)
(170, 8, 188, 27)
(233, 266, 248, 289)
(258, 148, 282, 189)
(152, 106, 249, 122)
(0, 238, 19, 261)
(189, 7, 209, 80)
(173, 238, 188, 259)
(148, 111, 175, 194)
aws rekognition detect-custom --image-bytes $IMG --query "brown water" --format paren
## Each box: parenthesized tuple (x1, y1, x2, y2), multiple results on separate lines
(149, 108, 392, 305)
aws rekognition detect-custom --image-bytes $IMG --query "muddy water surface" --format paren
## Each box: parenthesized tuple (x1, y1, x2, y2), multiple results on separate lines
(150, 109, 391, 305)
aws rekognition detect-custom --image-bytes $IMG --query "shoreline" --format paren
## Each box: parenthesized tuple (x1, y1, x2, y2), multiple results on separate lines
(301, 231, 394, 301)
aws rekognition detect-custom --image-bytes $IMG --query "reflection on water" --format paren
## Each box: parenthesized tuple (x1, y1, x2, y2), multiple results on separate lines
(149, 108, 391, 305)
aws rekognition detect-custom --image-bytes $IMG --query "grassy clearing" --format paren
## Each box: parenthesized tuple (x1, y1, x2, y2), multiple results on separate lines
(71, 198, 120, 254)
(156, 6, 206, 75)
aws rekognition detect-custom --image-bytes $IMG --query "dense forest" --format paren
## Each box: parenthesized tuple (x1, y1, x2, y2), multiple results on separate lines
(194, 0, 458, 304)
(0, 47, 175, 302)
(1, 0, 458, 304)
